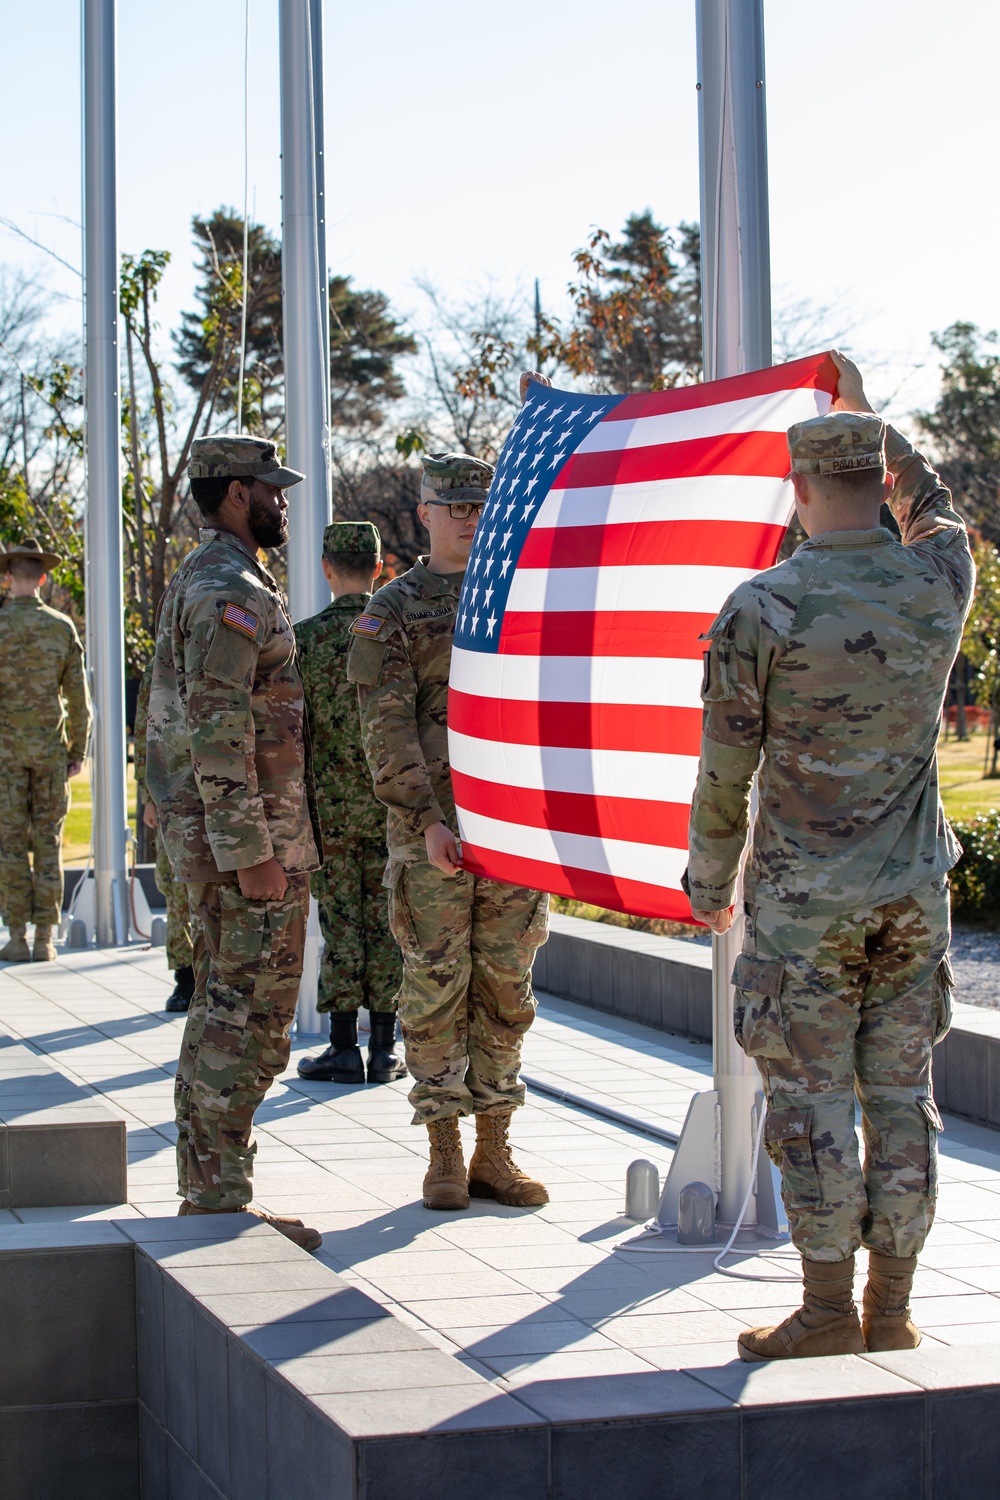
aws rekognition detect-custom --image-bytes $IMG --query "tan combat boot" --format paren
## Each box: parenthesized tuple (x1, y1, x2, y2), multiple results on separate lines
(33, 926, 56, 962)
(468, 1109, 549, 1207)
(423, 1116, 470, 1211)
(178, 1200, 322, 1253)
(0, 927, 30, 963)
(738, 1255, 865, 1362)
(863, 1252, 921, 1351)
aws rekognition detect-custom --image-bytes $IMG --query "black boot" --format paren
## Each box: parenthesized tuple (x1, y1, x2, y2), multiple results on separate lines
(367, 1011, 407, 1084)
(297, 1011, 365, 1083)
(165, 965, 195, 1014)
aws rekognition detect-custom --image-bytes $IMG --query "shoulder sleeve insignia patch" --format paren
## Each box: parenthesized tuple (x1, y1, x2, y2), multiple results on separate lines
(351, 613, 386, 637)
(221, 601, 260, 640)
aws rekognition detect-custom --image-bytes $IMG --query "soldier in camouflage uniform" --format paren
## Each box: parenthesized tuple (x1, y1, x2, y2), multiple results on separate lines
(684, 354, 975, 1362)
(146, 436, 323, 1252)
(348, 451, 550, 1212)
(295, 521, 405, 1085)
(0, 539, 91, 963)
(134, 659, 195, 1011)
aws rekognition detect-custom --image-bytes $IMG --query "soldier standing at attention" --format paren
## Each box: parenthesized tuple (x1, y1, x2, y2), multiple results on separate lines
(146, 436, 323, 1252)
(134, 656, 195, 1012)
(0, 538, 91, 963)
(348, 452, 549, 1212)
(685, 354, 975, 1362)
(295, 521, 405, 1084)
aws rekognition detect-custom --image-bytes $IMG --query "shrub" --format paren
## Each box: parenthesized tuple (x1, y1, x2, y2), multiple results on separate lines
(950, 810, 1000, 923)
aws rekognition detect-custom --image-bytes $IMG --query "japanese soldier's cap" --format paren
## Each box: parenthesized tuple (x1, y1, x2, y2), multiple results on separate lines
(0, 536, 62, 573)
(786, 411, 886, 479)
(323, 521, 381, 557)
(419, 451, 495, 504)
(188, 435, 305, 488)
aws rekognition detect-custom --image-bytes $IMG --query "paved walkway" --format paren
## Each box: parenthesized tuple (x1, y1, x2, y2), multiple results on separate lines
(4, 944, 1000, 1386)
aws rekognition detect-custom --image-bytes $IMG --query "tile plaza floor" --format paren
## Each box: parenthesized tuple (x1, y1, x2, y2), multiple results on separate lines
(6, 943, 1000, 1392)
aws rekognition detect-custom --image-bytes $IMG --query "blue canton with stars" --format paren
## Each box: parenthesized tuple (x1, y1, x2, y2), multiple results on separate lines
(454, 385, 625, 653)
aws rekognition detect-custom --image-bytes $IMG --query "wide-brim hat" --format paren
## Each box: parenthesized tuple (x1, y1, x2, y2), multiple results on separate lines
(0, 537, 62, 573)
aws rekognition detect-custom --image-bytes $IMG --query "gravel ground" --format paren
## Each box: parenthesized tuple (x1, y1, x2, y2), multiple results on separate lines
(950, 925, 1000, 1009)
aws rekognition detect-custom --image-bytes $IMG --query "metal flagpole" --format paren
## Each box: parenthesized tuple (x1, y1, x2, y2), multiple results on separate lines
(279, 0, 332, 626)
(280, 0, 331, 1033)
(644, 0, 785, 1245)
(83, 0, 128, 946)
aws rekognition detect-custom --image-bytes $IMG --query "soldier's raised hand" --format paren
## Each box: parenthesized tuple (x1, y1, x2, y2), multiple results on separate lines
(830, 351, 876, 415)
(519, 371, 552, 405)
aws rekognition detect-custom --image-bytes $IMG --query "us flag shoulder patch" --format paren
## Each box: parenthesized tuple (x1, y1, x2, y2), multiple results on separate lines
(351, 613, 386, 637)
(221, 602, 260, 640)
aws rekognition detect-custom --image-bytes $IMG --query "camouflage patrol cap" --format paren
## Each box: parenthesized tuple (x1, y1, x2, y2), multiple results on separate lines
(419, 451, 495, 504)
(786, 411, 886, 478)
(323, 521, 381, 557)
(188, 434, 305, 488)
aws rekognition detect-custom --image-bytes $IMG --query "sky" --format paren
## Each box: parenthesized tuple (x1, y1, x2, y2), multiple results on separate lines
(3, 0, 999, 423)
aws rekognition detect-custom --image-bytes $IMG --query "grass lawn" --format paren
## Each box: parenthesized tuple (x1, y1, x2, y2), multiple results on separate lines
(65, 759, 138, 867)
(937, 731, 1000, 823)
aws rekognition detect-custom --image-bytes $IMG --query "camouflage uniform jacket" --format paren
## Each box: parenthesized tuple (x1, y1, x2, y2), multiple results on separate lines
(145, 528, 321, 881)
(684, 427, 975, 916)
(134, 659, 152, 802)
(295, 593, 385, 845)
(0, 596, 91, 767)
(346, 559, 461, 857)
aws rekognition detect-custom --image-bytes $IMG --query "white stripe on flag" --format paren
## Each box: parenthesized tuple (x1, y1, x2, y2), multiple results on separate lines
(449, 730, 699, 803)
(534, 474, 792, 531)
(456, 807, 689, 889)
(449, 647, 704, 707)
(505, 563, 756, 615)
(574, 386, 833, 454)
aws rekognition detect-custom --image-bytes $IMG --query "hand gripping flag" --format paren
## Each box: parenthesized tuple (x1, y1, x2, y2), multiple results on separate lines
(449, 352, 839, 922)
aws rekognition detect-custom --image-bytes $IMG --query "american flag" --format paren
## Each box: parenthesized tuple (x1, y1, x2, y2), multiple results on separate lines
(450, 353, 838, 922)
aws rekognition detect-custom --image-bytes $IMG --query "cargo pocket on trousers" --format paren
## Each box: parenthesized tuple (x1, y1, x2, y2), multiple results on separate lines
(732, 952, 791, 1059)
(217, 884, 271, 970)
(516, 892, 550, 961)
(765, 1105, 823, 1207)
(932, 955, 954, 1043)
(383, 861, 418, 956)
(919, 1095, 943, 1195)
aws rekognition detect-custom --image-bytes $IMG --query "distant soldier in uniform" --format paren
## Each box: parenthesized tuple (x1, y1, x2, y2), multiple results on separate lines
(685, 354, 975, 1361)
(348, 452, 549, 1212)
(146, 436, 323, 1252)
(0, 538, 91, 963)
(295, 521, 405, 1085)
(134, 657, 195, 1012)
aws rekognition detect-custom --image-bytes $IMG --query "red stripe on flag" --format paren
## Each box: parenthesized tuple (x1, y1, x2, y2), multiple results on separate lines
(449, 690, 703, 756)
(554, 430, 790, 492)
(458, 842, 700, 925)
(452, 771, 692, 847)
(605, 353, 838, 420)
(498, 611, 714, 658)
(518, 518, 786, 573)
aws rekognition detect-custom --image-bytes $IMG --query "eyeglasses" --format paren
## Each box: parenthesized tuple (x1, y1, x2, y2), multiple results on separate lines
(444, 501, 485, 520)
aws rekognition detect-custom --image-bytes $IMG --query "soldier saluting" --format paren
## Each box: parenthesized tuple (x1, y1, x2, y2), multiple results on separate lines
(146, 436, 323, 1252)
(348, 451, 549, 1212)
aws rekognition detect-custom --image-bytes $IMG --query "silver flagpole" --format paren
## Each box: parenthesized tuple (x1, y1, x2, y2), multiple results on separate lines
(646, 0, 784, 1245)
(309, 0, 332, 437)
(83, 0, 128, 946)
(279, 0, 331, 625)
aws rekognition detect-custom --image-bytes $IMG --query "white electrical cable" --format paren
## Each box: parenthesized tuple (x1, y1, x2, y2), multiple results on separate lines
(235, 0, 251, 433)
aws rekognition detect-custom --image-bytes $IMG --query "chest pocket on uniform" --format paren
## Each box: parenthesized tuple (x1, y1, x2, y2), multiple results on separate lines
(699, 607, 739, 702)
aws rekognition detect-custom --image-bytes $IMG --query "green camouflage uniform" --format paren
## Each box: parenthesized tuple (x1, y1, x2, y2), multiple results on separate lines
(685, 414, 975, 1263)
(295, 522, 400, 1014)
(348, 453, 548, 1125)
(0, 596, 91, 929)
(134, 660, 192, 971)
(146, 435, 321, 1210)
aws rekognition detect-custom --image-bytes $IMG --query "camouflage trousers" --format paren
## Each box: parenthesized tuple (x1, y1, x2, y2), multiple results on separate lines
(175, 874, 308, 1210)
(386, 857, 549, 1124)
(735, 876, 952, 1263)
(155, 834, 193, 972)
(311, 838, 401, 1014)
(0, 758, 70, 928)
